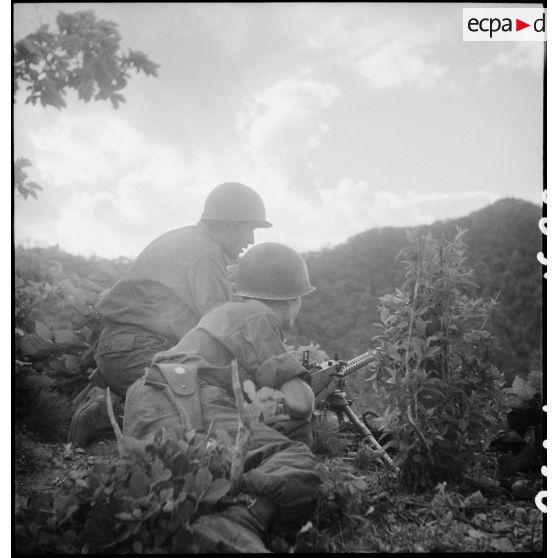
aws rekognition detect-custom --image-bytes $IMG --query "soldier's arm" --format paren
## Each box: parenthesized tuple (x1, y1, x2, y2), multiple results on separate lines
(228, 313, 308, 390)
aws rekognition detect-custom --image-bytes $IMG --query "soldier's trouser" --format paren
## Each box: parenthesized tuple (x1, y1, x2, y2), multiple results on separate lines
(124, 379, 321, 526)
(94, 323, 172, 398)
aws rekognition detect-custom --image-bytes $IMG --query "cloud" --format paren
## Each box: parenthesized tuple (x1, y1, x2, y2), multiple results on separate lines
(354, 39, 447, 91)
(237, 76, 340, 153)
(14, 110, 209, 258)
(479, 42, 544, 77)
(312, 179, 499, 242)
(305, 12, 450, 91)
(235, 76, 341, 193)
(253, 177, 501, 253)
(26, 112, 147, 187)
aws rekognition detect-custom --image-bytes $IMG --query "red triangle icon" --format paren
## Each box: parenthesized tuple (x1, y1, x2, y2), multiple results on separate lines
(516, 19, 530, 31)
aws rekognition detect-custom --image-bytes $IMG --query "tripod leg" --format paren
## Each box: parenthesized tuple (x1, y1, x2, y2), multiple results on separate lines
(341, 403, 396, 469)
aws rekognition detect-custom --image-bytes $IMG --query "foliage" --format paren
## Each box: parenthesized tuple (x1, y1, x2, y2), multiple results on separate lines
(506, 370, 542, 403)
(14, 10, 159, 110)
(15, 427, 234, 553)
(16, 385, 73, 442)
(13, 10, 159, 200)
(274, 458, 369, 553)
(292, 198, 542, 379)
(16, 435, 545, 554)
(14, 246, 129, 440)
(241, 379, 284, 425)
(367, 229, 505, 490)
(14, 158, 43, 199)
(311, 414, 351, 457)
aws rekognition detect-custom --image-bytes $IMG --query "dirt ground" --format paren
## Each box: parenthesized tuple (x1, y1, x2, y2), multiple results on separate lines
(14, 427, 545, 554)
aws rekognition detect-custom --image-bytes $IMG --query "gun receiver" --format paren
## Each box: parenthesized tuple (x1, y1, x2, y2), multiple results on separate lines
(308, 351, 376, 401)
(304, 349, 397, 469)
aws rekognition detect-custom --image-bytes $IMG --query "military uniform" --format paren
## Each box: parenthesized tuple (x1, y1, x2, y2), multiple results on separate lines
(68, 182, 272, 449)
(123, 299, 320, 529)
(95, 225, 230, 396)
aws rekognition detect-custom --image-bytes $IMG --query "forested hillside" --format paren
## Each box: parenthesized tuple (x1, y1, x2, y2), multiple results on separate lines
(290, 198, 542, 381)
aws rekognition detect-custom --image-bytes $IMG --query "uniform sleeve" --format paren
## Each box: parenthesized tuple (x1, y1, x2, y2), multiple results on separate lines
(226, 313, 307, 389)
(186, 256, 231, 317)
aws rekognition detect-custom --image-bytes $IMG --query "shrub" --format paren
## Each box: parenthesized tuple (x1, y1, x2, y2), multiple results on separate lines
(311, 413, 351, 457)
(14, 247, 128, 441)
(15, 427, 233, 553)
(17, 385, 74, 442)
(368, 229, 505, 490)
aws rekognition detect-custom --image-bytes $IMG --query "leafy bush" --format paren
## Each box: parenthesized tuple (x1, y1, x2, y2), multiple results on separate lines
(16, 385, 74, 442)
(368, 229, 505, 490)
(292, 199, 541, 380)
(16, 248, 102, 372)
(311, 414, 351, 457)
(14, 247, 129, 440)
(15, 427, 233, 553)
(277, 458, 369, 553)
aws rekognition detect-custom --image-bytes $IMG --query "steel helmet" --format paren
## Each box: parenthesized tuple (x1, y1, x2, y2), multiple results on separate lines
(201, 182, 272, 228)
(235, 242, 315, 300)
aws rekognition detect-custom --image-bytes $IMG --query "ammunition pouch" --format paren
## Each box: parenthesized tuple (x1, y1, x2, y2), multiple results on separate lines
(145, 361, 204, 431)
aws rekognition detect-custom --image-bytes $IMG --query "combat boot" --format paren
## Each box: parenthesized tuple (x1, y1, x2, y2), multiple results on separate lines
(67, 386, 120, 447)
(192, 495, 276, 553)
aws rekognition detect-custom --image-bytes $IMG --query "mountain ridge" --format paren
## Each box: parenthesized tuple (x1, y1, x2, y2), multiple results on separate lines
(292, 197, 542, 379)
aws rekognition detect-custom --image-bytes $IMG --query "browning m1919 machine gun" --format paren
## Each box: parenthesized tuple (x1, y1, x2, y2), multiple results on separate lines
(303, 349, 396, 468)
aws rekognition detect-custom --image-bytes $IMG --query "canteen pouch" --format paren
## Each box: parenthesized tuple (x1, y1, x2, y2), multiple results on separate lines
(146, 361, 204, 431)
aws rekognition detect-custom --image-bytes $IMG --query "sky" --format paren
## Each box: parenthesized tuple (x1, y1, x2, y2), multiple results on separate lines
(13, 2, 545, 260)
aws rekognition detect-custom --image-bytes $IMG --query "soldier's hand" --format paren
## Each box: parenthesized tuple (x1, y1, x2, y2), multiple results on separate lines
(279, 377, 315, 420)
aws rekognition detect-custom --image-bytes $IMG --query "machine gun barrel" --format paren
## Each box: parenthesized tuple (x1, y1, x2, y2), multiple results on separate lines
(341, 351, 376, 376)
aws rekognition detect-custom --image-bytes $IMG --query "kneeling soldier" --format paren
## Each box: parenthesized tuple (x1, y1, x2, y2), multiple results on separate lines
(67, 182, 271, 447)
(123, 243, 321, 552)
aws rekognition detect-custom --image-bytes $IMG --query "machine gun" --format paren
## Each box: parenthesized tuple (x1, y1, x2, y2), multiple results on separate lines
(303, 349, 396, 468)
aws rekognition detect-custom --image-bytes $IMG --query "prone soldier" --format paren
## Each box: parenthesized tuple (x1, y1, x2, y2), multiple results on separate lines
(123, 242, 321, 552)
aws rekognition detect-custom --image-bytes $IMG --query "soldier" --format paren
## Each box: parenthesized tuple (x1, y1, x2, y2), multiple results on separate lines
(68, 182, 271, 446)
(123, 243, 320, 552)
(490, 387, 543, 478)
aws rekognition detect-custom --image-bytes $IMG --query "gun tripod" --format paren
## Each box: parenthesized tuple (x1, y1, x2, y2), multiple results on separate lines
(320, 386, 395, 468)
(304, 349, 397, 469)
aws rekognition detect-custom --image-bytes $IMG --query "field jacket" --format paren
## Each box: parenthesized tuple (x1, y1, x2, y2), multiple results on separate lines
(149, 299, 307, 395)
(96, 225, 230, 345)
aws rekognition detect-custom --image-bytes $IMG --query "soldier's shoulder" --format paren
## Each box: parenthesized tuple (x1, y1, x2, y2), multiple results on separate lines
(139, 226, 221, 260)
(203, 299, 275, 330)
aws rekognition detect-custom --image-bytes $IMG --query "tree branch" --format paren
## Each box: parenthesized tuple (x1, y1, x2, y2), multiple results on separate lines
(230, 359, 252, 496)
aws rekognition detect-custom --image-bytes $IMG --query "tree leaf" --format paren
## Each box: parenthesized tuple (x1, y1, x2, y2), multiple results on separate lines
(195, 468, 212, 494)
(242, 380, 257, 402)
(35, 320, 53, 341)
(129, 470, 149, 498)
(490, 538, 514, 552)
(200, 478, 231, 505)
(63, 354, 80, 374)
(53, 329, 85, 348)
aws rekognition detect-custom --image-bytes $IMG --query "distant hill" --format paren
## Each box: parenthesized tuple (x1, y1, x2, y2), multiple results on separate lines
(290, 198, 542, 379)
